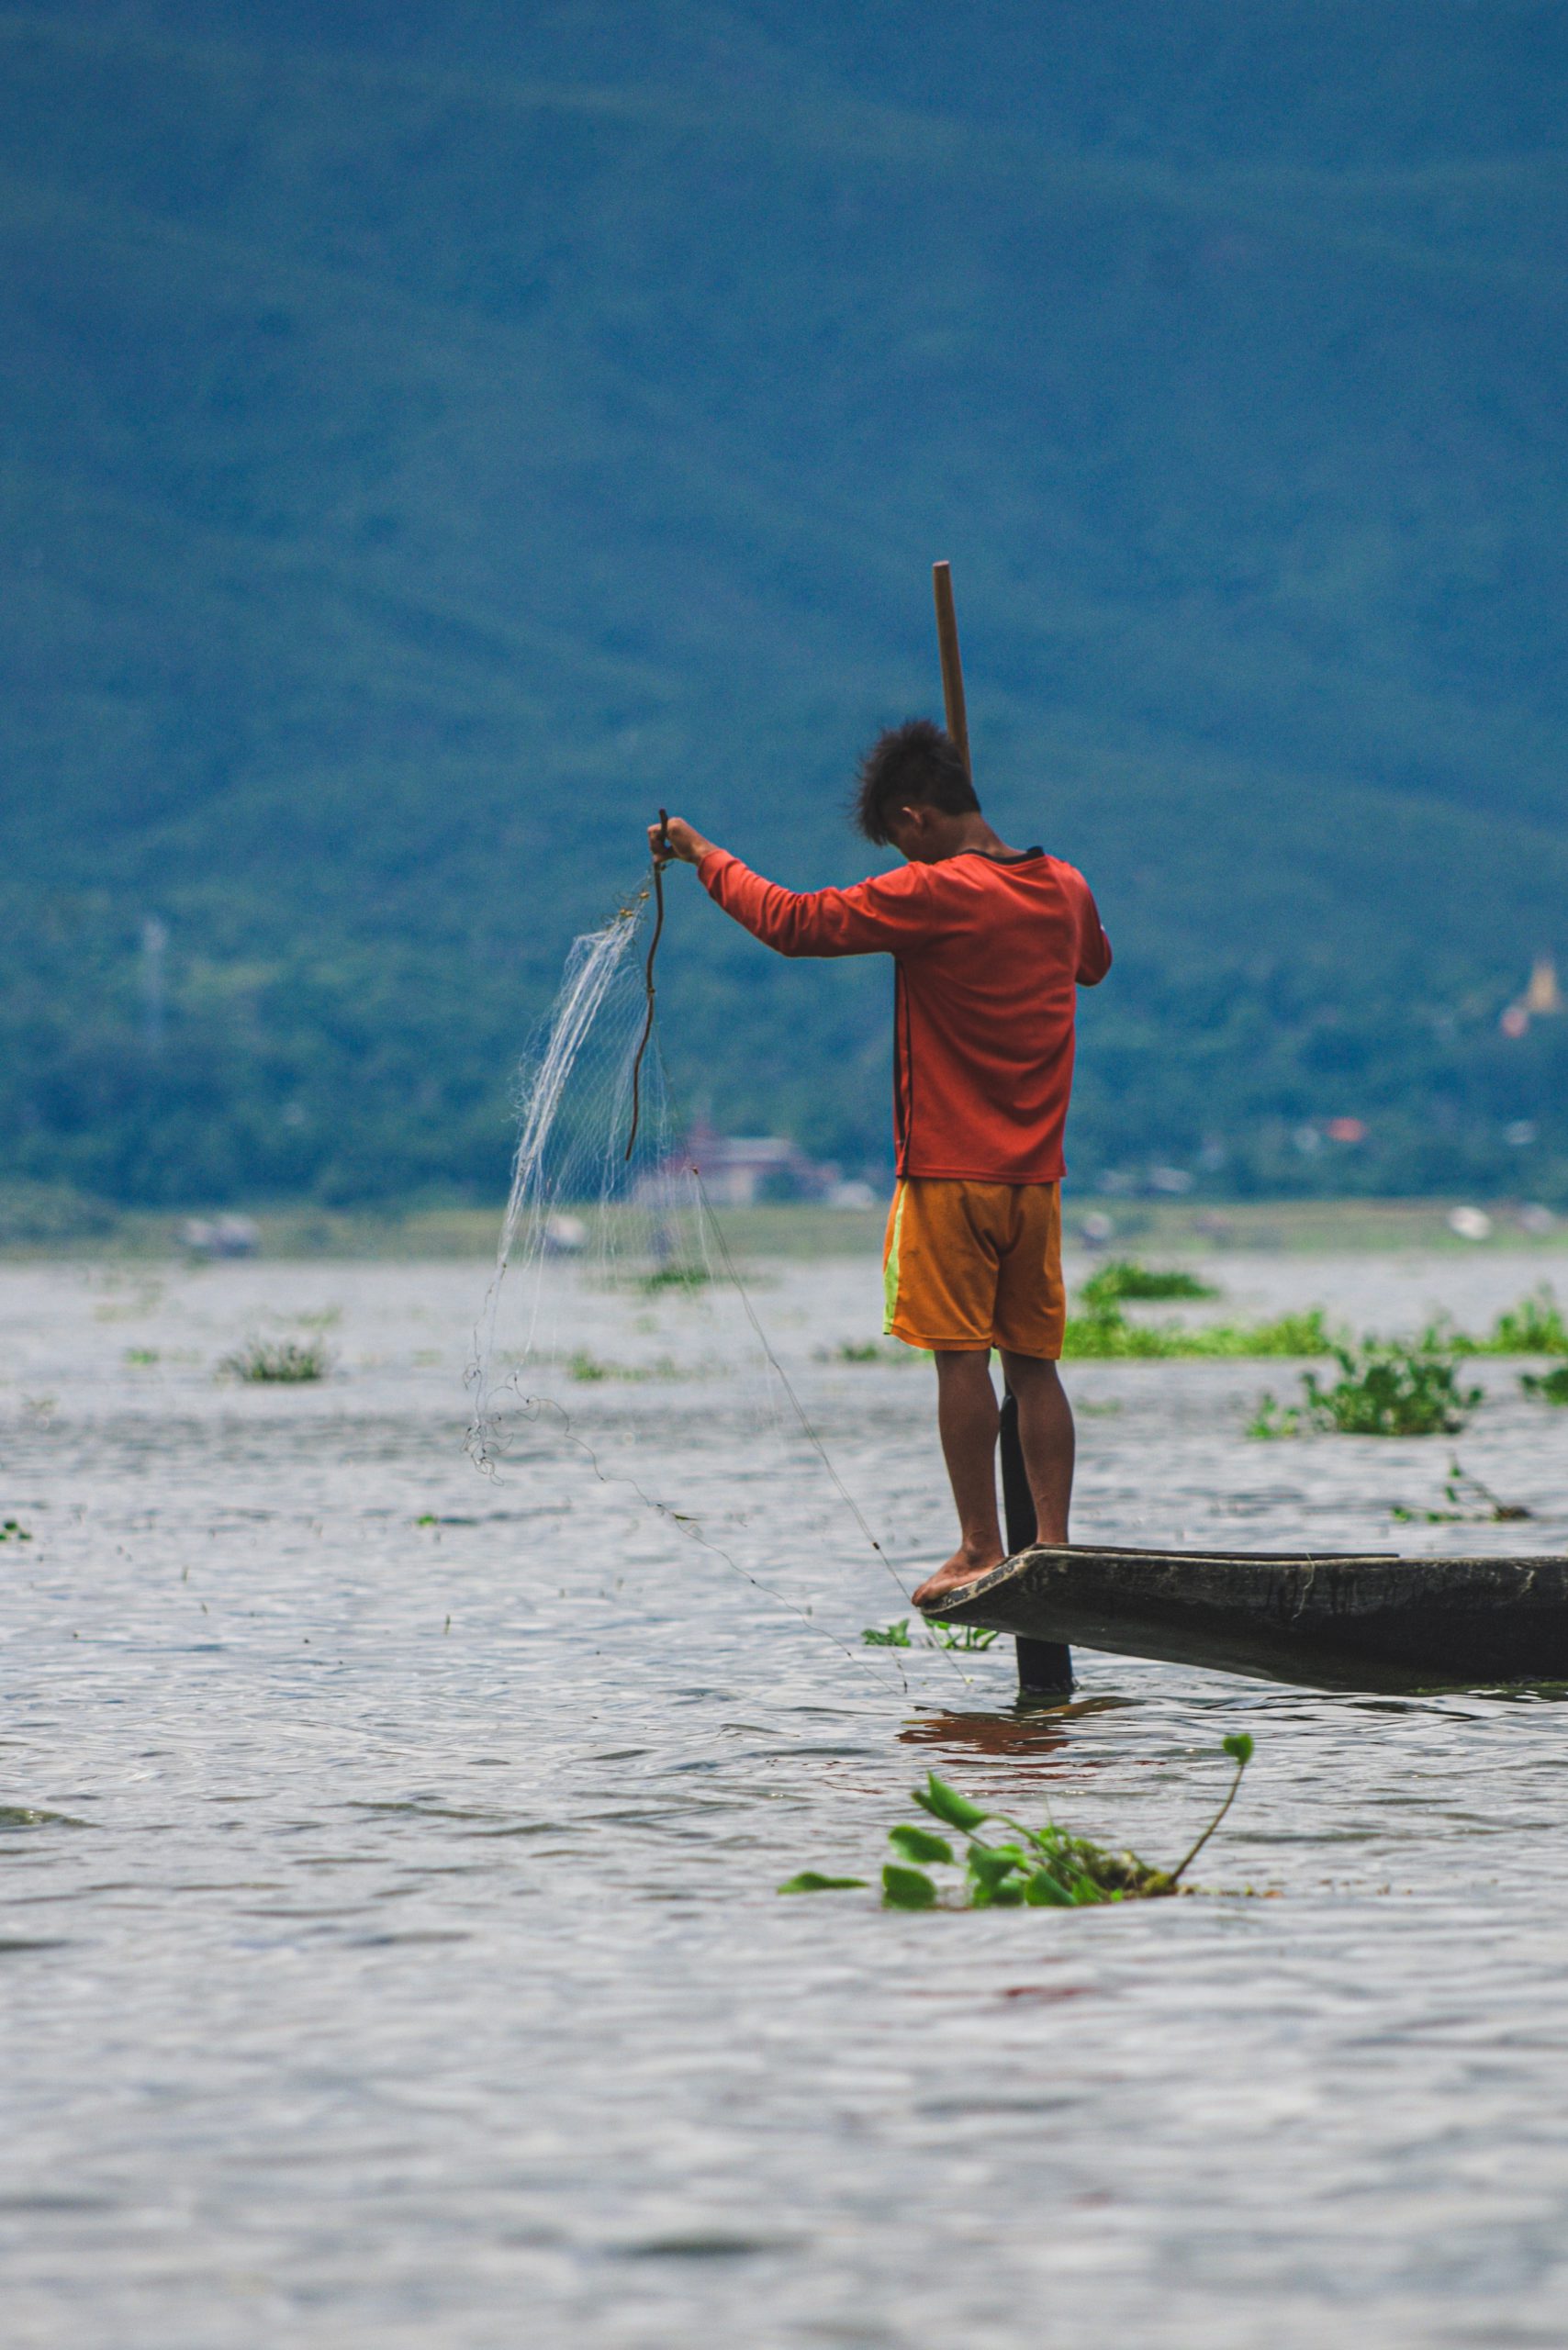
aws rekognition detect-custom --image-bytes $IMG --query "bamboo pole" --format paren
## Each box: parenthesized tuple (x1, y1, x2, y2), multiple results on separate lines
(931, 560, 971, 777)
(927, 559, 1072, 1699)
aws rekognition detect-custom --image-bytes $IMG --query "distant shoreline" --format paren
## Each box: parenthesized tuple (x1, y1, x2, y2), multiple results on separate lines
(0, 1196, 1562, 1262)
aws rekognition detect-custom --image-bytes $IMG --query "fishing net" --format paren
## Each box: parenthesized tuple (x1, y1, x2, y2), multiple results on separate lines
(465, 872, 922, 1666)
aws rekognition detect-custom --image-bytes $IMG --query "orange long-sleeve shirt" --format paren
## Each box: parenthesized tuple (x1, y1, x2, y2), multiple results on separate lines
(698, 845, 1111, 1182)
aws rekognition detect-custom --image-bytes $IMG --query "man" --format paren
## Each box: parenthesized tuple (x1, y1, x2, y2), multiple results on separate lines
(650, 719, 1111, 1606)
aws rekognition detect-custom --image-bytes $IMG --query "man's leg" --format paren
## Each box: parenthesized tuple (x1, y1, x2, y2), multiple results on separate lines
(999, 1350, 1075, 1547)
(912, 1349, 1005, 1606)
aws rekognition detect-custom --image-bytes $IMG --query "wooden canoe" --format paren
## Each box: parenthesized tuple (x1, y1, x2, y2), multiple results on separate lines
(921, 1543, 1568, 1692)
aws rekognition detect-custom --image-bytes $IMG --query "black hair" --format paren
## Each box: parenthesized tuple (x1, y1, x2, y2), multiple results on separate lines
(852, 719, 980, 845)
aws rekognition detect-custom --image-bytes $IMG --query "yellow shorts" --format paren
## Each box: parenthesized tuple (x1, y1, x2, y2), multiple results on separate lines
(883, 1179, 1065, 1358)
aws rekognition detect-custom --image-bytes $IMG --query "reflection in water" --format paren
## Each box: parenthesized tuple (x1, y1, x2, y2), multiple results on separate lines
(898, 1692, 1136, 1762)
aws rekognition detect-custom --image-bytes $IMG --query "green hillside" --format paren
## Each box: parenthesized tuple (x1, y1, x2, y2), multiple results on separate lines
(4, 2, 1567, 1205)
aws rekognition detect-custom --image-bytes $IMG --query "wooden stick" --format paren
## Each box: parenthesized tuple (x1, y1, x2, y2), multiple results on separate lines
(931, 560, 971, 778)
(931, 559, 1071, 1697)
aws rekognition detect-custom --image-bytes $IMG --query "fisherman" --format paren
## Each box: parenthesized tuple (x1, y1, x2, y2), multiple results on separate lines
(650, 719, 1111, 1606)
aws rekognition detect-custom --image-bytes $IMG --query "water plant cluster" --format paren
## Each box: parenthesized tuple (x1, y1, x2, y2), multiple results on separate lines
(0, 1518, 33, 1543)
(1391, 1461, 1531, 1524)
(218, 1337, 333, 1383)
(1058, 1267, 1567, 1435)
(1063, 1304, 1333, 1360)
(1067, 1272, 1568, 1370)
(862, 1617, 1000, 1651)
(1080, 1259, 1218, 1306)
(637, 1263, 711, 1297)
(823, 1271, 1568, 1380)
(1454, 1287, 1568, 1356)
(1249, 1337, 1484, 1438)
(567, 1348, 686, 1382)
(781, 1739, 1255, 1909)
(1249, 1290, 1568, 1436)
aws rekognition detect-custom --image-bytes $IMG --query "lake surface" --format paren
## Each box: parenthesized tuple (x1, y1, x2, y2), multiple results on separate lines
(3, 1247, 1567, 2348)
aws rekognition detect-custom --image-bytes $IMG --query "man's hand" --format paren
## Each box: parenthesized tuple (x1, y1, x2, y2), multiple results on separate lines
(649, 816, 714, 867)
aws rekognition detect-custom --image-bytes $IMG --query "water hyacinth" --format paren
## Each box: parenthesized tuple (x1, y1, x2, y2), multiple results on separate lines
(1080, 1259, 1219, 1307)
(780, 1737, 1256, 1909)
(218, 1337, 333, 1383)
(1249, 1337, 1483, 1438)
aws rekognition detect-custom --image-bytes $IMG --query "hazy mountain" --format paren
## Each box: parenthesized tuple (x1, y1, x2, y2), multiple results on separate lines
(4, 1, 1566, 1203)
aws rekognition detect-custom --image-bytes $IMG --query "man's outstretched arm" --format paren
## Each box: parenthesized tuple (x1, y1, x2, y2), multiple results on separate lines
(650, 816, 937, 959)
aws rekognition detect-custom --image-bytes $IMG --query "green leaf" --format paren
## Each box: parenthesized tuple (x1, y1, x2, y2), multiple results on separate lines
(973, 1878, 1025, 1907)
(777, 1872, 867, 1894)
(913, 1774, 991, 1831)
(1222, 1732, 1255, 1766)
(967, 1841, 1027, 1888)
(1023, 1867, 1074, 1906)
(888, 1823, 953, 1866)
(881, 1863, 938, 1909)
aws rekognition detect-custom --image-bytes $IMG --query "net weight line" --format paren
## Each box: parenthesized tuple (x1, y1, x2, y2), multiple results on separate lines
(690, 1159, 975, 1689)
(623, 808, 668, 1161)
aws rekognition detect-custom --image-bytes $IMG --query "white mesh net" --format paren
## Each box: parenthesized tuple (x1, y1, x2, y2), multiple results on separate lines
(465, 877, 922, 1674)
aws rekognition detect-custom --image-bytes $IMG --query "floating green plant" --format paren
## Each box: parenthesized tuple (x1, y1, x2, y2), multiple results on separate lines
(638, 1263, 711, 1296)
(1081, 1259, 1218, 1307)
(1249, 1335, 1482, 1438)
(1392, 1460, 1532, 1523)
(834, 1310, 1333, 1363)
(1465, 1287, 1568, 1357)
(1069, 1292, 1568, 1369)
(1063, 1304, 1331, 1360)
(1521, 1365, 1568, 1404)
(567, 1349, 684, 1382)
(862, 1618, 1002, 1653)
(218, 1337, 332, 1383)
(0, 1518, 33, 1543)
(780, 1737, 1256, 1908)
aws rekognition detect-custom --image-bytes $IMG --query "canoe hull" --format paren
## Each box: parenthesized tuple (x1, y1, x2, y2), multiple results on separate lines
(923, 1545, 1568, 1692)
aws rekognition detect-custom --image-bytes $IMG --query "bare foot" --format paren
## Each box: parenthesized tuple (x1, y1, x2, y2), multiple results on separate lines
(913, 1547, 1004, 1609)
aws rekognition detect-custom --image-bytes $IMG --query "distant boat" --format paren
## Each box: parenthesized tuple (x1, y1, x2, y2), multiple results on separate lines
(922, 1543, 1568, 1693)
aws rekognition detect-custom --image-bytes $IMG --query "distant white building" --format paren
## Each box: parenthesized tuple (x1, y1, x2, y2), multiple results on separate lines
(681, 1119, 823, 1206)
(637, 1118, 869, 1208)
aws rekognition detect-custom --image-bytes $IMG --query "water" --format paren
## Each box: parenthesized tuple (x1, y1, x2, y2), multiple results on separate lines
(3, 1247, 1567, 2348)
